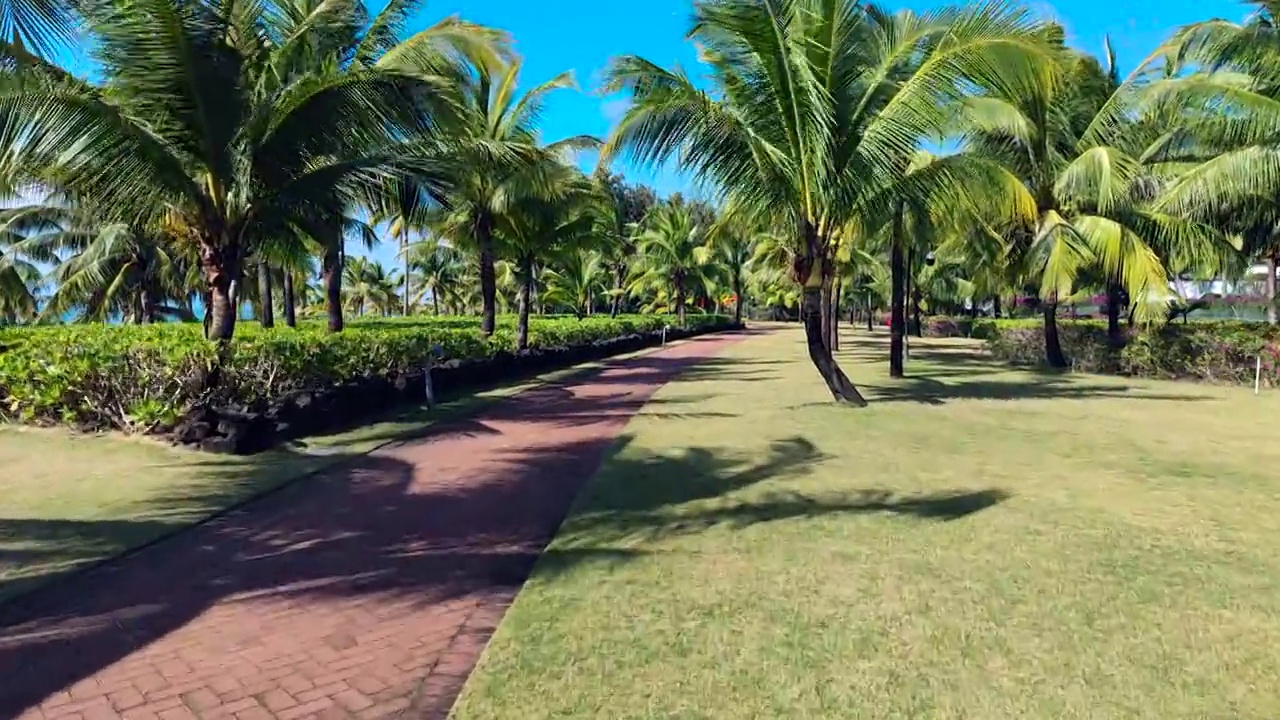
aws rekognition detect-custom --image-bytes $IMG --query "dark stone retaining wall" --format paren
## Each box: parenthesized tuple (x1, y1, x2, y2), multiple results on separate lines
(173, 324, 741, 455)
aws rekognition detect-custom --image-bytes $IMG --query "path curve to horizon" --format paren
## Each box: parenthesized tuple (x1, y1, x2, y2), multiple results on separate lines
(0, 330, 753, 720)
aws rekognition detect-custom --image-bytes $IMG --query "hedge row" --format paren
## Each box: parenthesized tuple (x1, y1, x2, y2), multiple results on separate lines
(918, 315, 1280, 386)
(0, 314, 735, 444)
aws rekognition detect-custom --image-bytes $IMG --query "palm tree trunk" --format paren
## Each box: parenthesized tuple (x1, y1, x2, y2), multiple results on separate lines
(1043, 301, 1068, 368)
(517, 256, 534, 351)
(476, 213, 497, 335)
(911, 288, 923, 338)
(866, 294, 874, 332)
(402, 228, 411, 317)
(610, 264, 625, 317)
(200, 243, 240, 341)
(207, 281, 237, 340)
(889, 211, 907, 378)
(801, 284, 868, 406)
(322, 243, 343, 333)
(432, 286, 441, 316)
(282, 271, 296, 328)
(1267, 253, 1278, 326)
(257, 262, 274, 328)
(830, 274, 842, 352)
(1106, 281, 1123, 343)
(820, 277, 832, 351)
(992, 294, 1002, 318)
(675, 282, 686, 327)
(794, 221, 867, 405)
(732, 275, 743, 325)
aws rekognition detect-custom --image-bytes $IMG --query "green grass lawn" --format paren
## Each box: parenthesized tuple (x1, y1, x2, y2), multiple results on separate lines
(452, 326, 1280, 720)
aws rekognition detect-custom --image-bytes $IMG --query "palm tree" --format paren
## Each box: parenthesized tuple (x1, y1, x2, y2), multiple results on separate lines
(408, 238, 467, 315)
(429, 59, 592, 336)
(593, 170, 657, 317)
(0, 0, 78, 60)
(0, 213, 42, 324)
(602, 0, 1057, 404)
(544, 249, 609, 318)
(1120, 1, 1280, 325)
(630, 201, 709, 326)
(705, 212, 757, 325)
(343, 256, 400, 317)
(962, 39, 1233, 364)
(497, 162, 599, 349)
(0, 0, 500, 340)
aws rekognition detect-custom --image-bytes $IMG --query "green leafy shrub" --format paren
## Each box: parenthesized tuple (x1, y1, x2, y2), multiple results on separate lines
(978, 318, 1280, 384)
(0, 314, 736, 435)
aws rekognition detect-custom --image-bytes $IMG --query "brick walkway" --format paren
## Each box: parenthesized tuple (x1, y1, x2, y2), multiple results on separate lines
(0, 333, 744, 720)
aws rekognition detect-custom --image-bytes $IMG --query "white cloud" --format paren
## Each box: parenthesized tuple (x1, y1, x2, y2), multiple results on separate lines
(600, 98, 632, 124)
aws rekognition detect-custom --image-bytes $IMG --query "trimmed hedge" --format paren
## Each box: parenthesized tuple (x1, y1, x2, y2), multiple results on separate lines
(0, 314, 736, 449)
(973, 318, 1280, 386)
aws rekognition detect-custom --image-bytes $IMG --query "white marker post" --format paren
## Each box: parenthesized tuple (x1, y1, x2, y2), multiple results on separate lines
(662, 325, 668, 346)
(1256, 356, 1263, 396)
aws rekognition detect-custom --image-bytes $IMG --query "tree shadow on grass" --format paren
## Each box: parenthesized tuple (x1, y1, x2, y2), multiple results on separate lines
(554, 436, 1010, 547)
(862, 374, 1215, 405)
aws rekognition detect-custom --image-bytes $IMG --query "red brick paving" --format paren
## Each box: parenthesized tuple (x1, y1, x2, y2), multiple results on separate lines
(0, 332, 745, 719)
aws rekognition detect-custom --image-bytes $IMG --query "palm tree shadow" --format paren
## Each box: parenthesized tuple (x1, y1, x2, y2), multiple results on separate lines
(555, 436, 1011, 546)
(863, 375, 1215, 404)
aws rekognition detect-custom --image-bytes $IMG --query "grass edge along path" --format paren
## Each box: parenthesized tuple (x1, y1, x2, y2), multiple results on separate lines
(450, 326, 1280, 720)
(0, 329, 727, 606)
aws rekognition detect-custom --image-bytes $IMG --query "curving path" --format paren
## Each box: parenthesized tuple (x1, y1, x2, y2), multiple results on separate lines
(0, 331, 748, 720)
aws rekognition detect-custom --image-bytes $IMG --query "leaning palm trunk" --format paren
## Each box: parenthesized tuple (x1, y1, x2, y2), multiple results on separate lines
(517, 256, 534, 350)
(1043, 301, 1068, 368)
(1268, 254, 1278, 326)
(258, 262, 274, 328)
(800, 284, 868, 405)
(282, 271, 296, 328)
(322, 245, 343, 333)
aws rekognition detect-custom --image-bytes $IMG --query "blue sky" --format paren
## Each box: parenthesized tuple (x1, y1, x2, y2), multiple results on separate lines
(359, 0, 1250, 268)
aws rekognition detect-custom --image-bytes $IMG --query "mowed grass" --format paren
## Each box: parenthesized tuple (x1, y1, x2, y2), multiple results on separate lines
(452, 326, 1280, 719)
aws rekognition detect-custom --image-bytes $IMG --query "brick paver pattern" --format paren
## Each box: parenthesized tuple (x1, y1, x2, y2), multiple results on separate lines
(0, 333, 743, 720)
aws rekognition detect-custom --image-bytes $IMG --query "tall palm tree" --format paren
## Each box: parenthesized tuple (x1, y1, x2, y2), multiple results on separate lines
(0, 211, 43, 324)
(0, 0, 499, 340)
(602, 0, 1057, 404)
(429, 59, 593, 336)
(593, 170, 657, 317)
(342, 256, 400, 317)
(543, 249, 609, 318)
(1118, 1, 1280, 325)
(962, 39, 1234, 365)
(497, 162, 599, 349)
(408, 237, 467, 315)
(705, 212, 757, 325)
(631, 201, 709, 326)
